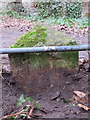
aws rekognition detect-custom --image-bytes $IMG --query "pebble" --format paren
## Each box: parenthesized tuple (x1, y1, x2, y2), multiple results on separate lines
(2, 64, 12, 74)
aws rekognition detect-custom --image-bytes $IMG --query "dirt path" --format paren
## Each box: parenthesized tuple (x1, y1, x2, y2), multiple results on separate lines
(1, 27, 27, 65)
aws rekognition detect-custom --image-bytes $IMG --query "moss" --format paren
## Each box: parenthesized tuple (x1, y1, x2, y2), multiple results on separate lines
(10, 24, 78, 69)
(11, 25, 47, 48)
(9, 52, 49, 69)
(11, 24, 75, 48)
(10, 25, 49, 69)
(27, 53, 49, 69)
(54, 51, 78, 68)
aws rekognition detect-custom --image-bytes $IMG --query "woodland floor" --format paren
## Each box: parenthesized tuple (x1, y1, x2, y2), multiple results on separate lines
(2, 69, 89, 118)
(0, 17, 89, 119)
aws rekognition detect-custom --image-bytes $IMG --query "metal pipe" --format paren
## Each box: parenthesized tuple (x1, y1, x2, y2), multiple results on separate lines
(0, 45, 90, 54)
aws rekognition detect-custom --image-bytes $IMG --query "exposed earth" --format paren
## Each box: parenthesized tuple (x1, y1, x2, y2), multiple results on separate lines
(1, 68, 89, 118)
(0, 17, 89, 119)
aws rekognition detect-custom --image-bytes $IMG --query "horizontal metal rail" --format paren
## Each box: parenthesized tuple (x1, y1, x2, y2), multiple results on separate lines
(0, 45, 90, 54)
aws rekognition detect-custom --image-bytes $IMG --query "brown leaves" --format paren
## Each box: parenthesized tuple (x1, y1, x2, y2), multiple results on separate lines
(0, 17, 34, 31)
(74, 91, 86, 98)
(78, 104, 90, 111)
(71, 91, 89, 112)
(52, 24, 88, 35)
(72, 91, 88, 104)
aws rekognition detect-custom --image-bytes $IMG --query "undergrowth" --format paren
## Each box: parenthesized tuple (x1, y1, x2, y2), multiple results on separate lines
(1, 10, 89, 29)
(0, 0, 89, 29)
(44, 17, 89, 28)
(2, 94, 42, 120)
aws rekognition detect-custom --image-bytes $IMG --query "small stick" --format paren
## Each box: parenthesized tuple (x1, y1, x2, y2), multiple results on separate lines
(3, 111, 25, 119)
(29, 106, 34, 117)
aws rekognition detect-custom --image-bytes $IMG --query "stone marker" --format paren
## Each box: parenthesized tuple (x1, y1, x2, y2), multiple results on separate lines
(9, 25, 78, 94)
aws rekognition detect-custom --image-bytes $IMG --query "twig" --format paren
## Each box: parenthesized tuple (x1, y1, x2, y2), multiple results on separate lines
(29, 106, 34, 117)
(2, 104, 43, 119)
(26, 105, 34, 118)
(27, 105, 43, 118)
(3, 111, 25, 119)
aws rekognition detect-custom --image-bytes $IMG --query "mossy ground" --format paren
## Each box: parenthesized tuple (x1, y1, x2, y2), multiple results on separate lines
(10, 25, 78, 69)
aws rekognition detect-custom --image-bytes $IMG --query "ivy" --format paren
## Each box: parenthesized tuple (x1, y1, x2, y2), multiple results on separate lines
(34, 0, 82, 19)
(65, 2, 82, 18)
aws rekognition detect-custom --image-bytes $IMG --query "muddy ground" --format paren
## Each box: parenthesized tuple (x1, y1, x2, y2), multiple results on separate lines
(0, 18, 89, 119)
(2, 69, 89, 118)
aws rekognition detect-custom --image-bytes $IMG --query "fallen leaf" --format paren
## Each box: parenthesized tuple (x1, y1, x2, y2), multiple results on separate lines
(73, 95, 88, 104)
(74, 91, 86, 98)
(78, 104, 90, 111)
(72, 91, 88, 104)
(51, 91, 60, 100)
